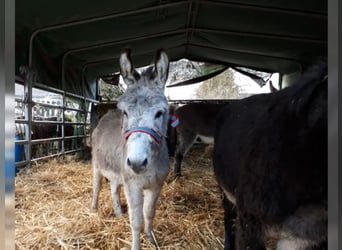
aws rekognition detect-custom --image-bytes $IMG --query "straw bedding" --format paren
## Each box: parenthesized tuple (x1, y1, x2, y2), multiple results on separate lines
(15, 144, 225, 249)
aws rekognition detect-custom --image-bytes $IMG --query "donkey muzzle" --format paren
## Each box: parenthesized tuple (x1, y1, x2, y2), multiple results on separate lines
(126, 157, 148, 174)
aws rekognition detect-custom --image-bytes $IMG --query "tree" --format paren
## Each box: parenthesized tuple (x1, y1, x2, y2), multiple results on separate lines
(99, 78, 125, 101)
(195, 68, 241, 99)
(167, 59, 205, 85)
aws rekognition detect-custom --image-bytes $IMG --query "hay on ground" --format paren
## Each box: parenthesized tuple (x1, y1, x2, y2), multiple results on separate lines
(15, 144, 225, 249)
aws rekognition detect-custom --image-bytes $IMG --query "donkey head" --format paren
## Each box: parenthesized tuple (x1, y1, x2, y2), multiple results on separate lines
(117, 49, 170, 174)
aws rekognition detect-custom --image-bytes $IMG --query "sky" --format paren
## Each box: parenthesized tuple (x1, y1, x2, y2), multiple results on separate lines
(165, 71, 279, 100)
(15, 69, 280, 101)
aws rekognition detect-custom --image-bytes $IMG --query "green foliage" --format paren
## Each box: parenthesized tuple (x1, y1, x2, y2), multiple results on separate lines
(195, 68, 241, 99)
(100, 79, 125, 101)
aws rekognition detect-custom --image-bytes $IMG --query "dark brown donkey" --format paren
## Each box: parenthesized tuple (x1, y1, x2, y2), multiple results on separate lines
(168, 102, 227, 177)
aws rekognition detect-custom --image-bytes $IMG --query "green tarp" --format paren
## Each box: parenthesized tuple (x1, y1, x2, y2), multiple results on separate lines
(15, 0, 327, 99)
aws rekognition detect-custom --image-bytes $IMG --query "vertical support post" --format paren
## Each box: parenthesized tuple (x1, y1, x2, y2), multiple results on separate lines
(82, 72, 87, 157)
(61, 89, 65, 156)
(20, 66, 33, 168)
(61, 52, 67, 157)
(278, 73, 283, 90)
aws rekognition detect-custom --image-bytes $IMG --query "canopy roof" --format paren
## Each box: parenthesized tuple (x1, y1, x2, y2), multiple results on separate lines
(15, 0, 327, 99)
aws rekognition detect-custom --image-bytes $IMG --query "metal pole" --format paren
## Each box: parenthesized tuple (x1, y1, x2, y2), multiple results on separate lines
(20, 66, 33, 168)
(81, 67, 87, 157)
(28, 1, 187, 66)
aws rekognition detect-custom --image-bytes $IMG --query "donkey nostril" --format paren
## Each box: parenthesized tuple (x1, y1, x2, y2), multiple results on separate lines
(127, 158, 132, 166)
(126, 157, 148, 173)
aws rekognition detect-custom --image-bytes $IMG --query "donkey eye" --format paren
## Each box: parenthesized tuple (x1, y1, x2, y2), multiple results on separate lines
(123, 111, 128, 117)
(155, 110, 163, 119)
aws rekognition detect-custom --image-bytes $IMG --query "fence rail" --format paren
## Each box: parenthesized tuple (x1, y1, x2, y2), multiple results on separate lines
(15, 82, 96, 169)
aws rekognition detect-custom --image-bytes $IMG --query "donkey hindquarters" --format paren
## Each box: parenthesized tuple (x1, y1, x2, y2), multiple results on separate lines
(214, 61, 327, 250)
(173, 103, 226, 177)
(91, 49, 170, 250)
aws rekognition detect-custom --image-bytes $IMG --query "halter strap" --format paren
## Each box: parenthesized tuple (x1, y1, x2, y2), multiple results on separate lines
(124, 127, 162, 144)
(169, 115, 180, 128)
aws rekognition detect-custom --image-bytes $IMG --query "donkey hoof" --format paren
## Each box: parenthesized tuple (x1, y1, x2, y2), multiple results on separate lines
(146, 234, 156, 246)
(90, 206, 98, 212)
(114, 211, 123, 217)
(173, 173, 181, 181)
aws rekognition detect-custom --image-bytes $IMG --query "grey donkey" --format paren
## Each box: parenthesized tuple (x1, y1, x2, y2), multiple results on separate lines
(91, 49, 170, 250)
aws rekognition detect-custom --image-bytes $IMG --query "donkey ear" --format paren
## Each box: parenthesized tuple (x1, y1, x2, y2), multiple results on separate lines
(154, 49, 169, 88)
(119, 49, 140, 86)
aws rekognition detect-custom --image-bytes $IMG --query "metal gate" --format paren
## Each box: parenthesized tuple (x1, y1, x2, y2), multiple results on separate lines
(14, 80, 96, 169)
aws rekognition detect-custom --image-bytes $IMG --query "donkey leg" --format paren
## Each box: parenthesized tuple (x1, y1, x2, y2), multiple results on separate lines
(174, 151, 183, 178)
(90, 169, 102, 211)
(276, 204, 327, 250)
(124, 185, 143, 250)
(174, 132, 196, 177)
(109, 180, 123, 216)
(143, 188, 162, 244)
(236, 210, 266, 250)
(222, 193, 236, 250)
